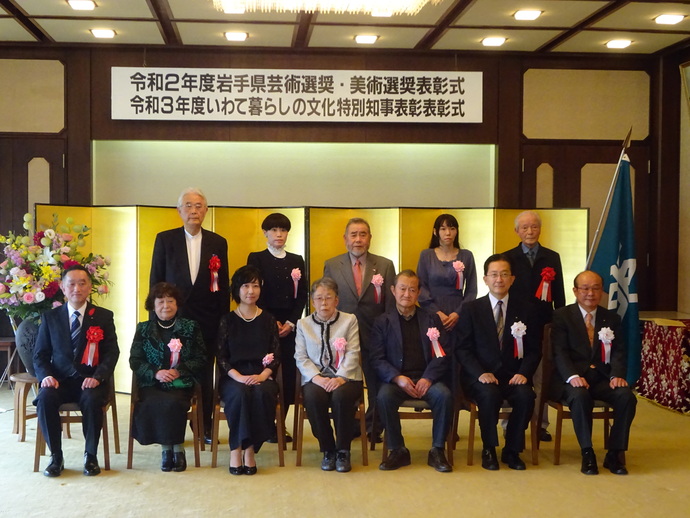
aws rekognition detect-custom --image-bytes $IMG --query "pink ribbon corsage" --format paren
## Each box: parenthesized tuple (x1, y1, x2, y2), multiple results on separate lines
(452, 261, 465, 290)
(262, 352, 275, 368)
(427, 327, 445, 358)
(535, 267, 556, 302)
(209, 255, 221, 293)
(291, 268, 301, 299)
(167, 338, 183, 368)
(598, 327, 614, 364)
(371, 274, 384, 303)
(510, 321, 527, 359)
(333, 337, 347, 369)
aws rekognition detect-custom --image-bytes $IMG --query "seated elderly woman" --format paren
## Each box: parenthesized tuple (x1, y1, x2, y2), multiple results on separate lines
(217, 265, 280, 475)
(294, 277, 363, 473)
(129, 282, 207, 472)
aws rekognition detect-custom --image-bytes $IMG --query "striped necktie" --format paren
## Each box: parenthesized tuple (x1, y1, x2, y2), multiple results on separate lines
(494, 300, 504, 343)
(71, 310, 81, 353)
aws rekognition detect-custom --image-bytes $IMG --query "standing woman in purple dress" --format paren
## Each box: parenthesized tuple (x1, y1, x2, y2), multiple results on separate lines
(417, 214, 478, 341)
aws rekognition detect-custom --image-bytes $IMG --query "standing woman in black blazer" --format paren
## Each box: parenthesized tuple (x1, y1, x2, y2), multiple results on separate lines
(247, 213, 308, 442)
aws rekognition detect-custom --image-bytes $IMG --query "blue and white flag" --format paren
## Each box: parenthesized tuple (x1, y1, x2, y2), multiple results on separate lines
(589, 154, 641, 383)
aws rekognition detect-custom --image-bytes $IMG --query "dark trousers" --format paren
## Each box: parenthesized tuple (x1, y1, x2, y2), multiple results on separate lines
(377, 381, 453, 450)
(469, 379, 535, 452)
(220, 377, 278, 452)
(303, 380, 363, 452)
(35, 376, 109, 456)
(560, 377, 637, 451)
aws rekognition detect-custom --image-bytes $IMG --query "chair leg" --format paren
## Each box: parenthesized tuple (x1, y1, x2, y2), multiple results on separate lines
(554, 408, 563, 465)
(359, 402, 368, 466)
(110, 396, 120, 454)
(13, 380, 33, 441)
(530, 419, 539, 465)
(466, 404, 477, 466)
(292, 405, 299, 452)
(191, 405, 201, 468)
(211, 403, 221, 468)
(603, 412, 610, 450)
(295, 404, 304, 467)
(102, 411, 110, 471)
(127, 401, 135, 469)
(275, 402, 285, 467)
(34, 425, 46, 472)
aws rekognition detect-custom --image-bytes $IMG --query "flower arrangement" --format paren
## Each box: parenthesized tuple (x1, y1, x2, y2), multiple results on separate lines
(0, 213, 112, 326)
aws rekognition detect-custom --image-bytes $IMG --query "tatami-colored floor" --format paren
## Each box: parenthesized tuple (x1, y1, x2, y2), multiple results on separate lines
(0, 387, 688, 518)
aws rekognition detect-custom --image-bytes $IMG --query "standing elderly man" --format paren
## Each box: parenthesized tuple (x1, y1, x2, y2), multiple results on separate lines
(502, 210, 565, 442)
(323, 218, 396, 443)
(150, 187, 230, 443)
(551, 270, 637, 475)
(370, 270, 453, 472)
(34, 265, 120, 477)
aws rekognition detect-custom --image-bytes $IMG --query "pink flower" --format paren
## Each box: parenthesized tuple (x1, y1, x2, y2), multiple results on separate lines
(97, 285, 109, 294)
(52, 301, 63, 308)
(61, 233, 73, 242)
(167, 338, 183, 353)
(262, 353, 275, 367)
(22, 292, 35, 304)
(371, 274, 384, 287)
(333, 337, 347, 352)
(452, 261, 465, 273)
(426, 327, 440, 341)
(291, 268, 301, 281)
(0, 284, 6, 294)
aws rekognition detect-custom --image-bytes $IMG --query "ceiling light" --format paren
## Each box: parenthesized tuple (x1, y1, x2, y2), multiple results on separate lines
(606, 39, 631, 49)
(514, 10, 541, 21)
(68, 0, 96, 10)
(90, 29, 115, 39)
(225, 31, 248, 41)
(482, 37, 506, 47)
(371, 10, 393, 17)
(220, 1, 246, 13)
(655, 14, 684, 25)
(212, 0, 441, 16)
(355, 35, 378, 45)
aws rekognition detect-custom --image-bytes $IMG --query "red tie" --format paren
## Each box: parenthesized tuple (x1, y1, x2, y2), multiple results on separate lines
(353, 260, 362, 296)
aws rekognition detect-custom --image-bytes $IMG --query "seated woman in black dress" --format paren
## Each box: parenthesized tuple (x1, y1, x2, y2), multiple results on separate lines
(217, 265, 280, 475)
(129, 282, 207, 472)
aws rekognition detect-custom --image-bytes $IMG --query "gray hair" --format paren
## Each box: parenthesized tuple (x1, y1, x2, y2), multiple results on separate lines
(177, 187, 208, 208)
(310, 277, 339, 297)
(344, 217, 371, 235)
(514, 210, 542, 231)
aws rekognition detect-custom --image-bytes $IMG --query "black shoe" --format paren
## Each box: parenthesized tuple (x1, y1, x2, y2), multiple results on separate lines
(243, 465, 258, 475)
(581, 448, 599, 475)
(367, 432, 383, 444)
(161, 450, 174, 472)
(379, 447, 411, 471)
(321, 451, 336, 471)
(603, 450, 628, 475)
(203, 433, 213, 445)
(336, 450, 352, 473)
(539, 428, 553, 442)
(501, 448, 526, 470)
(44, 453, 64, 477)
(481, 448, 499, 471)
(229, 465, 243, 475)
(268, 432, 293, 444)
(428, 447, 452, 472)
(83, 452, 101, 476)
(173, 451, 187, 472)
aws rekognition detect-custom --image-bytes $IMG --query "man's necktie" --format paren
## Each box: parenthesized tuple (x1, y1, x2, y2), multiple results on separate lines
(527, 249, 536, 266)
(585, 312, 594, 346)
(353, 260, 362, 296)
(71, 310, 81, 353)
(494, 300, 504, 343)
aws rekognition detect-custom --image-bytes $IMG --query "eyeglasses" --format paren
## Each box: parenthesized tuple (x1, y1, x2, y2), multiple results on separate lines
(576, 286, 602, 293)
(313, 296, 335, 303)
(183, 203, 205, 210)
(486, 272, 512, 279)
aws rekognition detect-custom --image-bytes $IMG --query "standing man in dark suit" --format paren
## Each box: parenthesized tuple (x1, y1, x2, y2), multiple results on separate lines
(502, 210, 565, 442)
(457, 254, 540, 470)
(150, 187, 230, 443)
(323, 217, 396, 443)
(370, 270, 453, 472)
(552, 270, 637, 475)
(34, 265, 120, 477)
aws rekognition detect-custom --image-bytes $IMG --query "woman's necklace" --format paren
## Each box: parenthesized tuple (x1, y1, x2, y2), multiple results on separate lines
(157, 318, 176, 329)
(236, 305, 259, 322)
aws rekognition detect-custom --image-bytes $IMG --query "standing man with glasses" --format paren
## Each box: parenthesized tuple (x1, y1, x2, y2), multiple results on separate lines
(502, 210, 565, 442)
(551, 270, 637, 475)
(150, 187, 230, 444)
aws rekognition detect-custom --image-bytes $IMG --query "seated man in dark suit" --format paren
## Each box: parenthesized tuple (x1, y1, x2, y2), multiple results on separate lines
(370, 270, 453, 472)
(551, 270, 637, 475)
(33, 265, 120, 477)
(457, 254, 540, 471)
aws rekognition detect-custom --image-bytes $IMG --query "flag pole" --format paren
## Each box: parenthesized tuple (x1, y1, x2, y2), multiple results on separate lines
(586, 127, 632, 267)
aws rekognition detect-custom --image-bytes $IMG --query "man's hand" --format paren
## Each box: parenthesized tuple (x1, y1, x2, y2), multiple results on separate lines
(508, 374, 527, 385)
(610, 377, 628, 389)
(278, 321, 293, 338)
(393, 375, 419, 398)
(41, 376, 59, 389)
(569, 376, 590, 389)
(82, 377, 101, 390)
(415, 378, 432, 397)
(478, 372, 498, 384)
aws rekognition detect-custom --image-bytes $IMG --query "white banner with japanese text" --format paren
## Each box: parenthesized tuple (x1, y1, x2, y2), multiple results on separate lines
(111, 67, 483, 123)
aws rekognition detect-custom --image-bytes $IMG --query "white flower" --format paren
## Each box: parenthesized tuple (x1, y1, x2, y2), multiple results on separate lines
(598, 327, 615, 342)
(510, 321, 527, 338)
(44, 229, 56, 239)
(34, 291, 45, 302)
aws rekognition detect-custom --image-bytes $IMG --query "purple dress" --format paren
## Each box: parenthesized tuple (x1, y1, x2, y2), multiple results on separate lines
(417, 248, 478, 317)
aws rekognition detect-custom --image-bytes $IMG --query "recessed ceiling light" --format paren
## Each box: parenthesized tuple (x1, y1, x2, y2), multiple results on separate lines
(355, 35, 378, 45)
(220, 1, 246, 14)
(371, 10, 393, 17)
(655, 14, 685, 25)
(90, 29, 115, 39)
(68, 0, 96, 10)
(225, 31, 248, 42)
(514, 10, 541, 21)
(606, 39, 631, 49)
(482, 37, 506, 47)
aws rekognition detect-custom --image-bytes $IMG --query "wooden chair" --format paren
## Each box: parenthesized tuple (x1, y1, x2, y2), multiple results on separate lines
(537, 324, 613, 465)
(33, 377, 118, 472)
(10, 372, 39, 442)
(466, 400, 539, 466)
(126, 378, 203, 469)
(211, 366, 286, 468)
(293, 376, 368, 467)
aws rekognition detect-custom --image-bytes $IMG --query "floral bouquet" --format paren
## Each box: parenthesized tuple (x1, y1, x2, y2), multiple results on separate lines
(0, 213, 112, 328)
